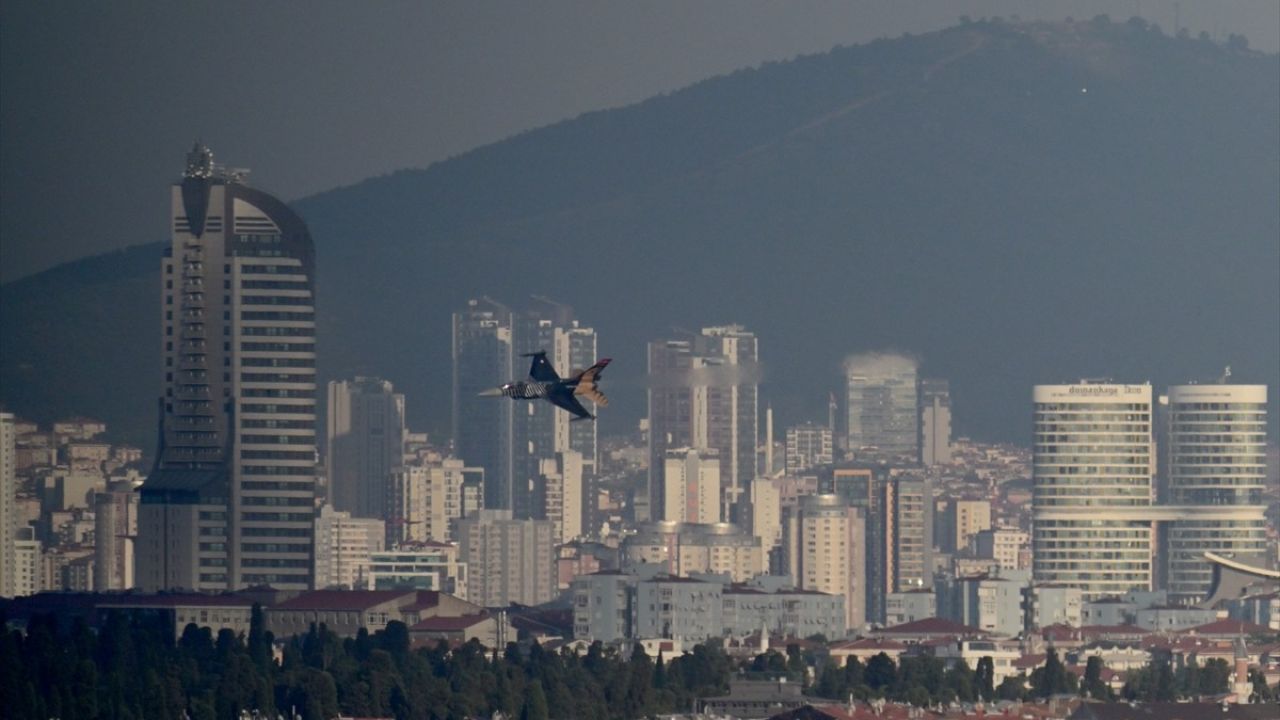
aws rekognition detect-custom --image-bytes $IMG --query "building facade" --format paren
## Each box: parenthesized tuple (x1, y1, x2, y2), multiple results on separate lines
(452, 298, 514, 512)
(1032, 383, 1154, 600)
(1164, 384, 1269, 602)
(326, 377, 405, 518)
(454, 510, 555, 608)
(662, 448, 721, 524)
(0, 413, 15, 597)
(785, 423, 833, 475)
(647, 326, 758, 523)
(93, 479, 139, 591)
(782, 494, 866, 631)
(138, 144, 318, 592)
(919, 378, 952, 466)
(844, 353, 918, 463)
(314, 504, 385, 589)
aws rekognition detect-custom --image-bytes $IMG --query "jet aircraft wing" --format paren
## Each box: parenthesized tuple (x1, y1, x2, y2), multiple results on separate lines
(523, 351, 560, 382)
(546, 385, 595, 420)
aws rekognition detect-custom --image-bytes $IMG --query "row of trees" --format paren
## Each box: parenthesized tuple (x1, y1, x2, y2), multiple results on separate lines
(4, 609, 1274, 719)
(0, 609, 732, 720)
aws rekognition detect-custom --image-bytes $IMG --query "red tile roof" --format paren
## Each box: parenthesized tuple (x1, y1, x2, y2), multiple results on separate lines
(828, 638, 908, 652)
(272, 590, 415, 611)
(1185, 619, 1272, 636)
(873, 617, 984, 636)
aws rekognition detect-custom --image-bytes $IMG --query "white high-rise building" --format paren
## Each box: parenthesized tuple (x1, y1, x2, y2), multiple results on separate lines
(661, 448, 721, 524)
(0, 413, 15, 597)
(93, 479, 139, 591)
(1165, 384, 1269, 601)
(648, 326, 758, 522)
(782, 494, 867, 631)
(1032, 383, 1154, 600)
(455, 509, 555, 607)
(748, 477, 782, 553)
(138, 144, 318, 592)
(13, 527, 40, 597)
(326, 377, 406, 518)
(540, 450, 583, 544)
(314, 504, 385, 589)
(785, 423, 833, 475)
(845, 353, 919, 463)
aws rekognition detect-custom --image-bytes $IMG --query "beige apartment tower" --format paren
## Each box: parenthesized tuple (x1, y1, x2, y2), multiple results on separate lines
(137, 144, 318, 592)
(783, 494, 867, 631)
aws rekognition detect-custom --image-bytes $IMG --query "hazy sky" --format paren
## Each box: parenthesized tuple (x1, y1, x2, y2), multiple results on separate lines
(2, 0, 1276, 282)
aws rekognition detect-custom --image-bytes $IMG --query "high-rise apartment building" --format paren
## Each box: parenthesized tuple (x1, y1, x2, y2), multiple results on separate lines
(1164, 384, 1269, 601)
(0, 413, 15, 598)
(661, 448, 721, 524)
(939, 498, 992, 554)
(622, 521, 765, 582)
(919, 378, 952, 466)
(845, 353, 919, 463)
(455, 509, 555, 607)
(1032, 383, 1154, 600)
(540, 451, 583, 544)
(648, 326, 758, 522)
(452, 298, 514, 512)
(93, 479, 139, 591)
(314, 504, 385, 589)
(785, 423, 833, 475)
(748, 477, 782, 555)
(326, 378, 405, 518)
(782, 494, 866, 631)
(138, 144, 318, 592)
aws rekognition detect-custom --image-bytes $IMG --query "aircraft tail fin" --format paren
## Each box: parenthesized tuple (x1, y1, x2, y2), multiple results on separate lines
(573, 358, 611, 407)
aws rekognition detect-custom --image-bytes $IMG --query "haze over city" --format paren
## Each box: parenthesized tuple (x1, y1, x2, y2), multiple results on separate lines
(0, 2, 1278, 719)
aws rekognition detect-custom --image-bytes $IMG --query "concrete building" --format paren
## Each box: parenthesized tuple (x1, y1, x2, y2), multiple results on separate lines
(368, 541, 467, 599)
(138, 144, 318, 592)
(572, 570, 634, 642)
(622, 521, 765, 583)
(785, 423, 833, 475)
(14, 527, 41, 597)
(540, 451, 583, 544)
(919, 378, 952, 466)
(1032, 383, 1154, 600)
(1164, 384, 1269, 602)
(885, 589, 937, 626)
(782, 494, 867, 631)
(662, 448, 721, 524)
(940, 499, 991, 554)
(933, 639, 1022, 684)
(455, 510, 555, 608)
(93, 479, 139, 591)
(633, 575, 723, 642)
(267, 589, 481, 639)
(326, 377, 405, 518)
(1028, 585, 1084, 629)
(314, 504, 385, 589)
(972, 527, 1030, 572)
(721, 585, 846, 640)
(844, 352, 919, 463)
(511, 299, 600, 523)
(747, 477, 782, 554)
(452, 298, 514, 512)
(936, 571, 1029, 638)
(647, 326, 758, 523)
(0, 413, 15, 597)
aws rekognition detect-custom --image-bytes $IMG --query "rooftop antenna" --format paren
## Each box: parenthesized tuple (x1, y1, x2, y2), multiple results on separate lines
(1219, 366, 1232, 384)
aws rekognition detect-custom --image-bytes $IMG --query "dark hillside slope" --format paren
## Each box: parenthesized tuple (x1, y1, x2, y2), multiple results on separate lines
(3, 18, 1277, 451)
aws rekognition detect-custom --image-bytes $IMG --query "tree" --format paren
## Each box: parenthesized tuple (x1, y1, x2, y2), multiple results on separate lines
(865, 653, 897, 692)
(1248, 669, 1273, 703)
(975, 656, 996, 701)
(521, 680, 549, 720)
(1082, 656, 1110, 700)
(996, 674, 1028, 701)
(1030, 648, 1074, 698)
(1198, 658, 1230, 697)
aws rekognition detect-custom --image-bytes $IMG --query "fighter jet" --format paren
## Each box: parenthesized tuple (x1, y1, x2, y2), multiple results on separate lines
(479, 351, 611, 420)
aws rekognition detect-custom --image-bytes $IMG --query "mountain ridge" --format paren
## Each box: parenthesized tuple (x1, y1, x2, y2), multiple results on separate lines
(3, 18, 1277, 453)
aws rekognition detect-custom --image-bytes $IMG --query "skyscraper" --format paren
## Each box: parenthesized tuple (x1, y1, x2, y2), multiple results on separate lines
(782, 494, 866, 630)
(1164, 384, 1269, 601)
(0, 412, 15, 598)
(93, 479, 139, 591)
(845, 353, 919, 463)
(647, 325, 758, 522)
(919, 378, 952, 466)
(137, 144, 318, 592)
(1032, 383, 1154, 600)
(326, 377, 406, 518)
(452, 298, 514, 511)
(661, 448, 721, 524)
(785, 422, 833, 475)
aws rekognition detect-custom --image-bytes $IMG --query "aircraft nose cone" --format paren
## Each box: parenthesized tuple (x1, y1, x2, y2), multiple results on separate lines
(478, 387, 503, 397)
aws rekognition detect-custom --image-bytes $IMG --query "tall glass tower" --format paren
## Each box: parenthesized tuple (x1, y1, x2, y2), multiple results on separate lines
(1165, 384, 1269, 601)
(845, 353, 919, 464)
(452, 298, 514, 512)
(138, 144, 318, 592)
